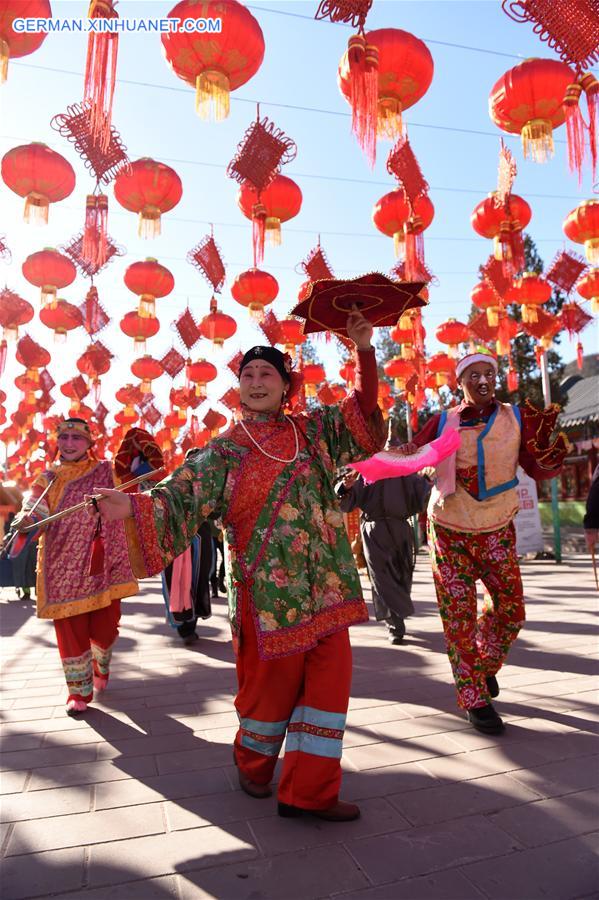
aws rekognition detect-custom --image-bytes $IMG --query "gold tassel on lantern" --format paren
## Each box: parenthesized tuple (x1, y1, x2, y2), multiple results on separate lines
(196, 70, 231, 121)
(377, 96, 403, 140)
(0, 38, 9, 84)
(139, 295, 156, 318)
(584, 238, 599, 266)
(134, 337, 146, 355)
(486, 307, 499, 327)
(24, 192, 49, 225)
(138, 206, 161, 239)
(248, 302, 265, 322)
(53, 328, 67, 344)
(41, 285, 57, 308)
(393, 230, 405, 259)
(521, 118, 554, 163)
(252, 201, 267, 266)
(265, 217, 282, 246)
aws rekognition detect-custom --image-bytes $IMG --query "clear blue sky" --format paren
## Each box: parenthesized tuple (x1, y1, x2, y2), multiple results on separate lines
(1, 0, 596, 438)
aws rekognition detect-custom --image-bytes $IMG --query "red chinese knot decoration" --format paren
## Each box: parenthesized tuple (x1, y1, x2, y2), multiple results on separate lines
(187, 233, 226, 294)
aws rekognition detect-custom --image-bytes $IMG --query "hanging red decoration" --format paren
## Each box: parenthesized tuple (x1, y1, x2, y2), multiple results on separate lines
(61, 376, 90, 404)
(83, 0, 119, 152)
(338, 28, 434, 166)
(521, 307, 561, 346)
(120, 310, 160, 355)
(79, 285, 110, 337)
(187, 232, 226, 293)
(114, 158, 183, 238)
(186, 359, 217, 399)
(480, 254, 513, 300)
(227, 112, 297, 266)
(469, 310, 519, 355)
(489, 58, 575, 164)
(131, 355, 164, 394)
(160, 347, 186, 379)
(174, 308, 201, 352)
(22, 248, 77, 307)
(471, 280, 503, 327)
(51, 101, 129, 185)
(302, 363, 326, 398)
(563, 199, 599, 264)
(505, 271, 552, 324)
(258, 309, 281, 346)
(384, 356, 416, 391)
(1, 143, 75, 224)
(436, 319, 470, 357)
(124, 258, 175, 318)
(198, 298, 237, 348)
(545, 248, 588, 294)
(220, 388, 241, 415)
(373, 188, 434, 265)
(576, 266, 599, 313)
(372, 188, 410, 256)
(0, 288, 34, 342)
(501, 1, 599, 179)
(231, 268, 279, 320)
(238, 174, 302, 251)
(203, 408, 228, 437)
(77, 341, 113, 404)
(0, 0, 51, 84)
(301, 240, 334, 281)
(559, 300, 593, 368)
(277, 317, 306, 358)
(40, 299, 84, 343)
(62, 230, 124, 278)
(471, 192, 532, 276)
(162, 0, 265, 121)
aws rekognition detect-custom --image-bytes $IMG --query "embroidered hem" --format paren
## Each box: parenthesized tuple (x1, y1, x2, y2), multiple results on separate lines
(255, 598, 368, 661)
(37, 581, 137, 620)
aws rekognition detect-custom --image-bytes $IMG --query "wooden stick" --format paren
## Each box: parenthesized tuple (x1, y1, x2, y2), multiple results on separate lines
(1, 476, 56, 553)
(21, 468, 165, 533)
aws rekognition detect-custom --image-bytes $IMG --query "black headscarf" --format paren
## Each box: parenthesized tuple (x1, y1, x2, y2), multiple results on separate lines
(238, 346, 291, 383)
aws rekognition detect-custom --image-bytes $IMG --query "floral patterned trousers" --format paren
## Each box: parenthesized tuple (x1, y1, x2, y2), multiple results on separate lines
(428, 520, 525, 710)
(54, 599, 121, 703)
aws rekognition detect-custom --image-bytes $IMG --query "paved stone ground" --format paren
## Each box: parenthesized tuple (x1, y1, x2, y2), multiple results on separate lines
(1, 553, 598, 900)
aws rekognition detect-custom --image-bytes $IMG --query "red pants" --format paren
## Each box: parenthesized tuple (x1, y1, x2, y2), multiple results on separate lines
(234, 591, 352, 810)
(53, 600, 121, 703)
(429, 521, 525, 710)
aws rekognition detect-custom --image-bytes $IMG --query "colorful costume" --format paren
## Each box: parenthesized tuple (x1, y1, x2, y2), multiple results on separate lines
(125, 350, 384, 809)
(414, 397, 568, 709)
(14, 457, 137, 703)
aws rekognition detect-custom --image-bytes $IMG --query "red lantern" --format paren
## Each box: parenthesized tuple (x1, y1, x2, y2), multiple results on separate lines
(186, 358, 217, 398)
(436, 319, 470, 357)
(0, 1, 51, 83)
(115, 384, 143, 407)
(199, 305, 237, 347)
(390, 323, 416, 359)
(471, 192, 532, 275)
(124, 258, 175, 318)
(373, 189, 433, 260)
(237, 175, 303, 247)
(302, 362, 326, 398)
(426, 352, 455, 387)
(338, 28, 434, 154)
(39, 299, 83, 342)
(22, 248, 77, 307)
(505, 272, 552, 324)
(115, 406, 139, 427)
(277, 317, 306, 357)
(576, 267, 599, 314)
(1, 142, 75, 224)
(120, 310, 160, 354)
(231, 268, 279, 320)
(563, 200, 599, 265)
(161, 0, 265, 120)
(77, 343, 112, 403)
(114, 158, 182, 238)
(489, 58, 575, 163)
(0, 289, 34, 341)
(131, 355, 164, 394)
(471, 280, 502, 327)
(384, 356, 415, 391)
(339, 359, 356, 388)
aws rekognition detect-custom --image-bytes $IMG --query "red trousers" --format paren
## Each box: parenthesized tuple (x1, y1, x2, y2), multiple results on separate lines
(234, 591, 352, 810)
(53, 600, 121, 702)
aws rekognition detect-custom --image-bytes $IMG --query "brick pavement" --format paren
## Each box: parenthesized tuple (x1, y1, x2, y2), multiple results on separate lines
(1, 555, 598, 900)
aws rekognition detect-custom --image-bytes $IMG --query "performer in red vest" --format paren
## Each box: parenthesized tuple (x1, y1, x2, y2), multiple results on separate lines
(402, 350, 568, 734)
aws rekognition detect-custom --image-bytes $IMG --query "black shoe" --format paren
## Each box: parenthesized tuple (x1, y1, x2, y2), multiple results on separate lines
(467, 703, 505, 734)
(182, 632, 199, 646)
(486, 675, 499, 698)
(217, 579, 226, 594)
(278, 801, 360, 821)
(387, 619, 405, 645)
(210, 587, 218, 598)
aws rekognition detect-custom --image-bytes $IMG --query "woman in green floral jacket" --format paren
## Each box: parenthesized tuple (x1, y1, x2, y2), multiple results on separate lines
(97, 308, 384, 821)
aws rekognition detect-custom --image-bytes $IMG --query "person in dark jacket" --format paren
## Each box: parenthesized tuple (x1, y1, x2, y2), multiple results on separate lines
(583, 464, 599, 553)
(336, 469, 431, 643)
